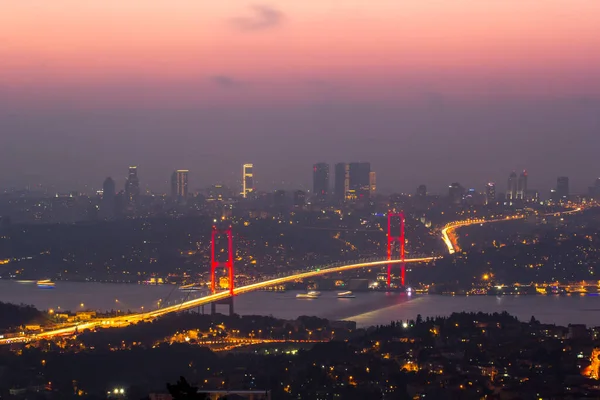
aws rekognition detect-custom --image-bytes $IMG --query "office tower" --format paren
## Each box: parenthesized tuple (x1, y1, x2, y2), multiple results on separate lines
(485, 182, 496, 205)
(294, 190, 306, 207)
(171, 170, 189, 199)
(556, 176, 569, 201)
(125, 166, 140, 204)
(312, 163, 329, 200)
(506, 171, 517, 200)
(334, 163, 349, 201)
(516, 170, 528, 200)
(369, 171, 376, 197)
(449, 182, 465, 204)
(242, 164, 254, 198)
(348, 162, 371, 200)
(417, 185, 427, 198)
(102, 177, 116, 219)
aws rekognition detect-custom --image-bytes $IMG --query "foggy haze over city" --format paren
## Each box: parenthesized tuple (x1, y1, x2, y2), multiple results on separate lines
(5, 2, 600, 399)
(2, 99, 599, 195)
(1, 1, 600, 194)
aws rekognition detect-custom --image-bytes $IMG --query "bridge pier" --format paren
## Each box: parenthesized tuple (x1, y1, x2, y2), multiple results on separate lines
(210, 297, 234, 316)
(387, 211, 406, 287)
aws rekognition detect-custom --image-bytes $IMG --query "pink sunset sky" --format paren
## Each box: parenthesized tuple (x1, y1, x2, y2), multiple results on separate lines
(2, 0, 600, 107)
(1, 1, 600, 194)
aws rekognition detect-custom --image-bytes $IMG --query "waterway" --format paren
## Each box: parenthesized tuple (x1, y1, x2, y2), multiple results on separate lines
(1, 280, 600, 327)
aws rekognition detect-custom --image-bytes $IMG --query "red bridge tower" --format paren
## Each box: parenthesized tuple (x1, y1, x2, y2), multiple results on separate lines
(210, 225, 234, 295)
(387, 211, 406, 287)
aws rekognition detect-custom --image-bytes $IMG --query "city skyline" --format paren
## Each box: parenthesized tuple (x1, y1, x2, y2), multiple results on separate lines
(1, 1, 600, 194)
(4, 162, 599, 199)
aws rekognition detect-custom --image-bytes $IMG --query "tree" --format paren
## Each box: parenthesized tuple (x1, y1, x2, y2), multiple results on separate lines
(166, 377, 208, 400)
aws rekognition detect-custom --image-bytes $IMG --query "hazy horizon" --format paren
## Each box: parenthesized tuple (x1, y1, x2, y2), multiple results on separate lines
(1, 1, 599, 194)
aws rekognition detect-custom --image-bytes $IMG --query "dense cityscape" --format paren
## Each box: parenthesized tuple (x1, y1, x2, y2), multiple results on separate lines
(2, 162, 600, 399)
(3, 0, 600, 398)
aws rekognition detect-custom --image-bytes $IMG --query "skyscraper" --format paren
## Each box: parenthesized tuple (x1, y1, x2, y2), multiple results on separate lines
(516, 170, 528, 200)
(416, 185, 427, 198)
(312, 163, 329, 200)
(125, 166, 140, 204)
(348, 162, 371, 200)
(369, 171, 376, 197)
(294, 190, 306, 207)
(171, 170, 189, 199)
(101, 177, 116, 219)
(506, 171, 517, 200)
(334, 163, 349, 201)
(242, 164, 254, 198)
(556, 176, 569, 201)
(449, 182, 465, 204)
(486, 182, 496, 205)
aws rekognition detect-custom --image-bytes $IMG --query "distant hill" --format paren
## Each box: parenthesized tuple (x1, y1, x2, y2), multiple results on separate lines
(0, 302, 44, 330)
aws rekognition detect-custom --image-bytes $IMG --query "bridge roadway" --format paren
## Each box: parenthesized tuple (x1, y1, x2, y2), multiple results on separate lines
(440, 207, 584, 254)
(0, 257, 436, 345)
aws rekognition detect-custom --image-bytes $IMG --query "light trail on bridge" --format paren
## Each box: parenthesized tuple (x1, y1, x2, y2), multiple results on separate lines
(0, 257, 436, 345)
(440, 207, 584, 254)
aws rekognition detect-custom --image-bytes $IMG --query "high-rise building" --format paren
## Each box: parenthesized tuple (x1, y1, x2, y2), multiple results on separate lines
(516, 170, 528, 200)
(506, 171, 517, 200)
(369, 171, 377, 197)
(348, 162, 371, 200)
(334, 163, 349, 201)
(485, 182, 496, 205)
(294, 190, 306, 207)
(125, 166, 140, 204)
(101, 177, 116, 219)
(171, 170, 189, 199)
(417, 185, 427, 198)
(312, 163, 329, 200)
(242, 164, 254, 198)
(449, 182, 465, 204)
(556, 176, 569, 201)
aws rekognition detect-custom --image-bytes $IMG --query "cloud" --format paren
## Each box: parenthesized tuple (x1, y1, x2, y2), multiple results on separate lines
(210, 75, 242, 88)
(232, 5, 284, 31)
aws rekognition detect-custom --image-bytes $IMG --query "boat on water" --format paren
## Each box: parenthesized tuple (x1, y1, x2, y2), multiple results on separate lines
(337, 291, 355, 298)
(36, 280, 55, 289)
(296, 291, 321, 299)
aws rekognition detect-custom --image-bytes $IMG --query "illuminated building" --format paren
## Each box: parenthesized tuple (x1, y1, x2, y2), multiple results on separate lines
(556, 176, 569, 201)
(349, 162, 371, 200)
(334, 163, 350, 201)
(171, 170, 189, 199)
(448, 182, 464, 204)
(506, 171, 517, 200)
(516, 170, 527, 200)
(125, 166, 140, 204)
(485, 182, 496, 205)
(369, 171, 376, 197)
(242, 164, 254, 198)
(527, 189, 539, 202)
(312, 163, 329, 200)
